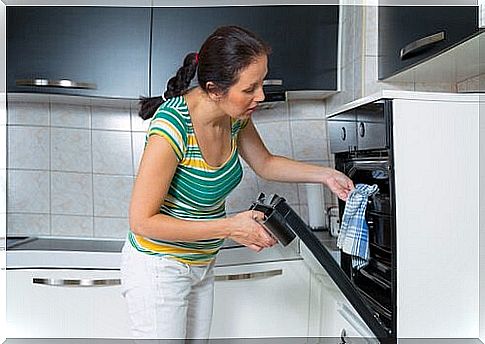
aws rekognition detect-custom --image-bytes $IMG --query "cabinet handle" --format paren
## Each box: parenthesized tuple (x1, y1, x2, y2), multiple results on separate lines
(33, 278, 120, 287)
(215, 269, 282, 281)
(399, 31, 445, 60)
(337, 303, 374, 339)
(16, 78, 97, 89)
(263, 79, 283, 86)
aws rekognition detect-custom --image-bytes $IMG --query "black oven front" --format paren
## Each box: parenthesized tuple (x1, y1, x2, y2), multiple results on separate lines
(329, 99, 397, 338)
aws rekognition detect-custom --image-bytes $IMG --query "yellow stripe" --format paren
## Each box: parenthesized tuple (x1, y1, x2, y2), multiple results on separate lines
(149, 131, 182, 160)
(135, 235, 219, 255)
(152, 118, 184, 142)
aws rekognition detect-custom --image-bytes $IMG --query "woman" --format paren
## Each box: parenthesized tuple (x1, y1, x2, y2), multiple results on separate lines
(121, 25, 354, 339)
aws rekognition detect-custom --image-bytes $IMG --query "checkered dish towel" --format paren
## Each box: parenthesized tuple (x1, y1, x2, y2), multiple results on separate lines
(337, 183, 379, 270)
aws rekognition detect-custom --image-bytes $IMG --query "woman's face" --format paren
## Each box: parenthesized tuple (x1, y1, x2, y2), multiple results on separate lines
(216, 54, 268, 120)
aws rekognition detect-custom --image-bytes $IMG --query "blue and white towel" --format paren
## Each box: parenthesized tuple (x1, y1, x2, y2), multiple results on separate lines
(337, 183, 379, 270)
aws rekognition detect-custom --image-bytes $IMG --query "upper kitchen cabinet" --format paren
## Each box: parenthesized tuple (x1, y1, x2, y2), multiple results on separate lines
(7, 7, 151, 99)
(378, 6, 480, 80)
(150, 6, 338, 97)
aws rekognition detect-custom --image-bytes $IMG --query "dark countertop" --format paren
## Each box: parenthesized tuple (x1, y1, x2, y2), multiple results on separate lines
(6, 236, 243, 252)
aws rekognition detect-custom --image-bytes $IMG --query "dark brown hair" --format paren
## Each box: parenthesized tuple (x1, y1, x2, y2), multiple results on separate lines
(138, 26, 271, 120)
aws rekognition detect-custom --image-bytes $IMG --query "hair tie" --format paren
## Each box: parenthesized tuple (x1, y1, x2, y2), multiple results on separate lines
(195, 52, 199, 64)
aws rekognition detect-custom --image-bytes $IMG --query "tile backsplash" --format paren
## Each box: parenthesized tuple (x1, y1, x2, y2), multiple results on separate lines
(7, 95, 336, 239)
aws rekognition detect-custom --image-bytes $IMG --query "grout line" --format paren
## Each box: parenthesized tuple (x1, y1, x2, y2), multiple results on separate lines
(48, 100, 52, 236)
(90, 103, 95, 238)
(130, 102, 136, 176)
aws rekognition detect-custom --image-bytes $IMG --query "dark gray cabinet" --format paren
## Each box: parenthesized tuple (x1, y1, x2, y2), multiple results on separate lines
(378, 6, 480, 80)
(7, 7, 151, 98)
(150, 6, 338, 97)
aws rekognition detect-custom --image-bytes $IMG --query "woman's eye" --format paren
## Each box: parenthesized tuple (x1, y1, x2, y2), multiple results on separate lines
(244, 87, 255, 93)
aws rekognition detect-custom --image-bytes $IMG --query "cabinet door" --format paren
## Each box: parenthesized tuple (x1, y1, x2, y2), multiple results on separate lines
(6, 269, 131, 338)
(309, 272, 377, 341)
(211, 260, 311, 338)
(7, 7, 150, 98)
(150, 6, 338, 97)
(378, 6, 479, 80)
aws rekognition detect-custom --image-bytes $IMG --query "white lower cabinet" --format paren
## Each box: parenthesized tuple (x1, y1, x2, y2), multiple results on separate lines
(308, 271, 376, 342)
(211, 259, 311, 338)
(6, 269, 131, 338)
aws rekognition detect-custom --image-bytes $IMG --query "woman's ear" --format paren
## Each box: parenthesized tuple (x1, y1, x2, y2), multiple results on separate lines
(205, 82, 223, 102)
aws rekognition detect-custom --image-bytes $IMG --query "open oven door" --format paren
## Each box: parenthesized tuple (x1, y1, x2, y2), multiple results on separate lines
(250, 193, 394, 343)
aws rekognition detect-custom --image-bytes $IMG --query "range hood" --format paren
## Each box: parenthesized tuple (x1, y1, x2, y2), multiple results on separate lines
(262, 79, 286, 103)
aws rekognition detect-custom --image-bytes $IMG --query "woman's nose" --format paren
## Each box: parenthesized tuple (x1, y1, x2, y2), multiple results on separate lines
(254, 86, 265, 102)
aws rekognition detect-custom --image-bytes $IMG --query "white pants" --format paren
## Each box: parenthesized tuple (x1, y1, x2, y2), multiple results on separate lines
(120, 241, 215, 339)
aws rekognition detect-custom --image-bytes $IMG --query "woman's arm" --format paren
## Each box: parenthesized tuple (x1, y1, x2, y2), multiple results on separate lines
(129, 134, 275, 250)
(238, 120, 354, 201)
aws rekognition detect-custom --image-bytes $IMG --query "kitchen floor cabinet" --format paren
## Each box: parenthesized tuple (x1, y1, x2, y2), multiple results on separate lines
(378, 6, 480, 80)
(302, 244, 376, 341)
(150, 6, 338, 97)
(6, 269, 131, 338)
(7, 7, 150, 99)
(211, 259, 311, 338)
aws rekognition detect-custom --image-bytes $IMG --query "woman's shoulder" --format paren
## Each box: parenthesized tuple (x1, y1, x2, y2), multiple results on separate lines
(152, 96, 190, 126)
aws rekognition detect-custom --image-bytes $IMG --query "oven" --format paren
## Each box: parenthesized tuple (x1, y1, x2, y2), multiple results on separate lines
(329, 99, 397, 337)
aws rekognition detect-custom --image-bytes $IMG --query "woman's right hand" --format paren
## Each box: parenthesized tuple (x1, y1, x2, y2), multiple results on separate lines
(227, 210, 277, 252)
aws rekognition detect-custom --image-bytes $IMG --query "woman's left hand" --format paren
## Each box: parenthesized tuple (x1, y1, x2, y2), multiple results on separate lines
(323, 168, 354, 201)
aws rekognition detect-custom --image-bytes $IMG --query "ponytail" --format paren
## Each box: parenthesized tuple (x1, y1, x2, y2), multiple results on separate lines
(138, 52, 198, 120)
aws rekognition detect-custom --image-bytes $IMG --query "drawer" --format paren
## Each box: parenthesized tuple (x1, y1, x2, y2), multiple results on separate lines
(328, 120, 357, 154)
(356, 121, 388, 151)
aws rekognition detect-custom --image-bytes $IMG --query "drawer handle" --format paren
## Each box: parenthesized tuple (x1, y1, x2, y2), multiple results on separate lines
(33, 278, 120, 287)
(340, 127, 347, 141)
(400, 31, 445, 60)
(263, 79, 283, 86)
(215, 269, 282, 282)
(359, 122, 365, 137)
(16, 78, 97, 89)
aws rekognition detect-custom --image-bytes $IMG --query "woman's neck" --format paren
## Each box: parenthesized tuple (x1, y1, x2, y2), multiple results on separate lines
(184, 87, 228, 128)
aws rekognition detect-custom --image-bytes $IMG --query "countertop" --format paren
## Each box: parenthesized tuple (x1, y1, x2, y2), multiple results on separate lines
(5, 230, 338, 269)
(5, 235, 302, 269)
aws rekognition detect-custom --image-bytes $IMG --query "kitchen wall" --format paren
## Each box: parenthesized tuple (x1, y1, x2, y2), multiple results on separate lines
(6, 94, 335, 239)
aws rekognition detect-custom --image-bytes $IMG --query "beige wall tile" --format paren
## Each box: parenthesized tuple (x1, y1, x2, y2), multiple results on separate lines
(51, 103, 91, 128)
(51, 214, 93, 237)
(94, 217, 129, 239)
(8, 126, 49, 170)
(8, 170, 49, 213)
(7, 213, 50, 236)
(51, 172, 93, 216)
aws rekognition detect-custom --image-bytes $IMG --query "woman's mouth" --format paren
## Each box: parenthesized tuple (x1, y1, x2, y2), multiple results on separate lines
(247, 106, 258, 113)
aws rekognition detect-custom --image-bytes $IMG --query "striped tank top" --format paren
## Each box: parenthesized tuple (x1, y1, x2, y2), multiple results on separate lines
(128, 95, 248, 265)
